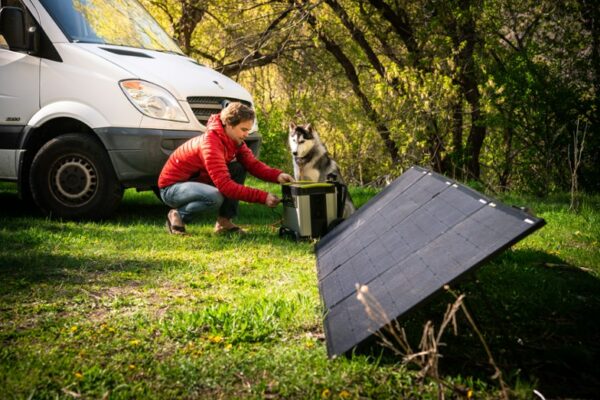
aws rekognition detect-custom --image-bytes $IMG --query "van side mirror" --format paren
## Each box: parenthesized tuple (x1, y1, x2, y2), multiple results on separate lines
(0, 6, 27, 51)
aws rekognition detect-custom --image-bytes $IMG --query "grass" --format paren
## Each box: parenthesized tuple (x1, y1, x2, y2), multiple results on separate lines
(0, 179, 598, 399)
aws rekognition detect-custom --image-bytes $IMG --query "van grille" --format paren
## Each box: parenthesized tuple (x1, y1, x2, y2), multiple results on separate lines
(186, 97, 252, 125)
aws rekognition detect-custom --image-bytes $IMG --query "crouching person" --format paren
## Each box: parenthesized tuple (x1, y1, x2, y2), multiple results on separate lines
(158, 102, 294, 235)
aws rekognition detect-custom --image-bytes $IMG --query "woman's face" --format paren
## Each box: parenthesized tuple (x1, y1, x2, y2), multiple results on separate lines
(224, 119, 254, 145)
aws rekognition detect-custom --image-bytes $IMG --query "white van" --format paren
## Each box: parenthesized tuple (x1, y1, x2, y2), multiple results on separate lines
(0, 0, 260, 219)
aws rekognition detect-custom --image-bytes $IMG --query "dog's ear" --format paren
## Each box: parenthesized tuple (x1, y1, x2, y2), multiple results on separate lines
(289, 122, 296, 133)
(305, 123, 319, 140)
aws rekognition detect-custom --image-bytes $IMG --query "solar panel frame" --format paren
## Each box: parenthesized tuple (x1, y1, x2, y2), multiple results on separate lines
(315, 166, 546, 357)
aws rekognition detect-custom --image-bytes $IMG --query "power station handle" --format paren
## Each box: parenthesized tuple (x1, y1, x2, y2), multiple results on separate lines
(332, 182, 347, 219)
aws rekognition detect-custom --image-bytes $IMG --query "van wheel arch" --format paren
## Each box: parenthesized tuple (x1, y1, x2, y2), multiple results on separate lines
(29, 133, 123, 220)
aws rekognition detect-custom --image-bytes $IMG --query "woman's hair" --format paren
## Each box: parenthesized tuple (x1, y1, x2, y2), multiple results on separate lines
(220, 102, 255, 127)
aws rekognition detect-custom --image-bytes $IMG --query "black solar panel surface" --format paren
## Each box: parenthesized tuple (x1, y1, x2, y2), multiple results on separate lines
(315, 166, 545, 357)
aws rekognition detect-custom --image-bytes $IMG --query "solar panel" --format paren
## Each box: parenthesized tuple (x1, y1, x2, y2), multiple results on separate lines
(315, 166, 545, 357)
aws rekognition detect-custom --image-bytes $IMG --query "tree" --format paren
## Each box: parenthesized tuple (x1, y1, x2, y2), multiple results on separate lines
(142, 0, 598, 191)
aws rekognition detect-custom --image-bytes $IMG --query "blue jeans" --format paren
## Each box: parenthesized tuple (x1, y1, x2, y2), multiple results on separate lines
(160, 162, 247, 222)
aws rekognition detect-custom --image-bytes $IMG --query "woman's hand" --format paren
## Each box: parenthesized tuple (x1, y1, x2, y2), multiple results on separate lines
(266, 193, 281, 207)
(277, 173, 294, 184)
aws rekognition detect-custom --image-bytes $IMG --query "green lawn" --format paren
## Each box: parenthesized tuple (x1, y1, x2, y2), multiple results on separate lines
(1, 180, 598, 399)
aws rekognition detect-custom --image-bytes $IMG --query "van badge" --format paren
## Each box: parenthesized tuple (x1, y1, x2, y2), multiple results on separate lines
(6, 117, 20, 122)
(213, 80, 224, 90)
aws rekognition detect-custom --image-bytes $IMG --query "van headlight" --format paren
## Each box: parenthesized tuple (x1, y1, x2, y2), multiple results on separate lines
(120, 80, 189, 122)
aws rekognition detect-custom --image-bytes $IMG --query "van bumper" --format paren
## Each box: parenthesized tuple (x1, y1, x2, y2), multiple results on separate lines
(94, 127, 261, 188)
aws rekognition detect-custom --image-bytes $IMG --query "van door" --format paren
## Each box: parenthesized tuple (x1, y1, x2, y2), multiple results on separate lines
(0, 0, 40, 179)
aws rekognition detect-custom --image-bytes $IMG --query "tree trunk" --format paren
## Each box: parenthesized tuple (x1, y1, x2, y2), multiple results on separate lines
(454, 1, 485, 180)
(579, 0, 600, 191)
(302, 4, 401, 164)
(499, 125, 514, 190)
(463, 78, 486, 180)
(365, 0, 420, 60)
(444, 99, 464, 179)
(580, 0, 600, 129)
(321, 34, 401, 164)
(174, 1, 207, 55)
(428, 119, 444, 173)
(324, 0, 386, 79)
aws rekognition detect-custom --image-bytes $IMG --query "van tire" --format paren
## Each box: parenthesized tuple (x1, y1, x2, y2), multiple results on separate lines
(29, 134, 123, 220)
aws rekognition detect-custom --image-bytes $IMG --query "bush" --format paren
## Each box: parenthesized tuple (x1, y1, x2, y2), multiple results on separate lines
(256, 108, 292, 171)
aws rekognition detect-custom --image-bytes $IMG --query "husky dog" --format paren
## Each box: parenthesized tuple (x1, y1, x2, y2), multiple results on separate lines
(288, 123, 356, 218)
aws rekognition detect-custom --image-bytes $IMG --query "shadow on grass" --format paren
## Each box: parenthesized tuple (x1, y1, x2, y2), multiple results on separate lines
(0, 184, 168, 223)
(0, 187, 43, 219)
(0, 186, 311, 294)
(0, 184, 286, 229)
(0, 251, 159, 295)
(357, 249, 600, 398)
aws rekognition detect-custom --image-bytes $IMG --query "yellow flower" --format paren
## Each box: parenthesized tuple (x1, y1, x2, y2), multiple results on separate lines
(224, 343, 233, 350)
(74, 372, 83, 380)
(321, 388, 331, 399)
(129, 339, 140, 346)
(208, 335, 223, 344)
(467, 389, 473, 398)
(129, 364, 136, 370)
(339, 389, 351, 398)
(70, 325, 78, 333)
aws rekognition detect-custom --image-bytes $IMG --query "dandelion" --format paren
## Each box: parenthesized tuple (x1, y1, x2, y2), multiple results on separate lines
(321, 388, 331, 398)
(224, 343, 233, 350)
(70, 325, 78, 333)
(74, 372, 83, 380)
(129, 364, 136, 370)
(129, 339, 140, 346)
(207, 334, 224, 344)
(339, 389, 351, 398)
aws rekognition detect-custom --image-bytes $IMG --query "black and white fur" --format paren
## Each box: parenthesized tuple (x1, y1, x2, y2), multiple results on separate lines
(289, 123, 356, 218)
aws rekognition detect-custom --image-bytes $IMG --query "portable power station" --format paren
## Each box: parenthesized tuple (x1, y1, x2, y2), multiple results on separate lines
(279, 181, 347, 240)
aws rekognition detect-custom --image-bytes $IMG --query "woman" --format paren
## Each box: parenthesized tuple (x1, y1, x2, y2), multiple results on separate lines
(158, 102, 294, 234)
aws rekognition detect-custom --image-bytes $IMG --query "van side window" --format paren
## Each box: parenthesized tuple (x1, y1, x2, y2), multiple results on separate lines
(0, 0, 36, 51)
(0, 0, 21, 48)
(1, 0, 24, 9)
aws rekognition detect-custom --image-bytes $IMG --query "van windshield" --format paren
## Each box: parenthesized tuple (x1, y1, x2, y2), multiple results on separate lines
(39, 0, 183, 54)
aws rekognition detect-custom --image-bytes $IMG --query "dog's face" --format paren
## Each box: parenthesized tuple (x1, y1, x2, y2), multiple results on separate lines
(289, 123, 316, 158)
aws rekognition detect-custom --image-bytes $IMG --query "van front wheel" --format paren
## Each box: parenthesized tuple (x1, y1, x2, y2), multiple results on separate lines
(29, 134, 123, 219)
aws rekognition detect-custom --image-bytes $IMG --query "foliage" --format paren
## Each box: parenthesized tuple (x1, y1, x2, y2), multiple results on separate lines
(254, 99, 292, 171)
(140, 0, 598, 191)
(480, 0, 595, 193)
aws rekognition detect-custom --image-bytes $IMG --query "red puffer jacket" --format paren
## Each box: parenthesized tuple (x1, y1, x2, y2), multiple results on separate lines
(158, 114, 282, 204)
